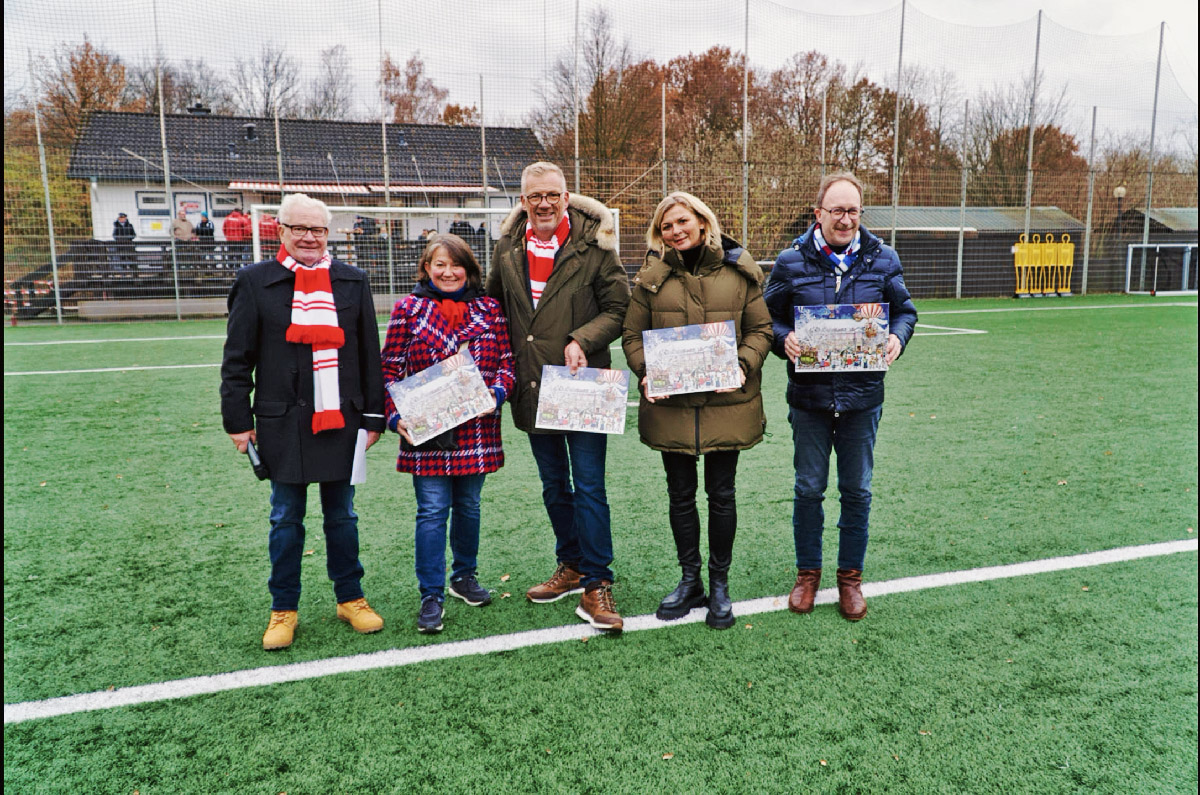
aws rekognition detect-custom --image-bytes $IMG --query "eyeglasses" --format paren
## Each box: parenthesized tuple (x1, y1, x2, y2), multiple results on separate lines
(819, 207, 863, 220)
(279, 223, 329, 238)
(524, 192, 563, 206)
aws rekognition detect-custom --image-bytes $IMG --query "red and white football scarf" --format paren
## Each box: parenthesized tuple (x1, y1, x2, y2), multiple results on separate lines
(525, 213, 570, 308)
(277, 245, 345, 433)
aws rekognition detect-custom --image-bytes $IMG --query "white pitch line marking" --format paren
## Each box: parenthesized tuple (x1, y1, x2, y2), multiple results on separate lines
(921, 301, 1195, 316)
(4, 538, 1194, 725)
(915, 323, 987, 335)
(4, 335, 225, 347)
(4, 363, 221, 376)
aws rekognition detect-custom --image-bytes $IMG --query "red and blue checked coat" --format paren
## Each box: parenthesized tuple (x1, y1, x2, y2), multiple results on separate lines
(382, 292, 515, 476)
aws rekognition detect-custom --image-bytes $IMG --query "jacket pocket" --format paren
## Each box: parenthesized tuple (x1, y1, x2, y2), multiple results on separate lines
(790, 274, 825, 305)
(851, 274, 885, 302)
(253, 401, 288, 418)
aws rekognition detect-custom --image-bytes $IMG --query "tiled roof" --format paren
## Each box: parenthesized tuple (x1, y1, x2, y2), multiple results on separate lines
(67, 111, 543, 189)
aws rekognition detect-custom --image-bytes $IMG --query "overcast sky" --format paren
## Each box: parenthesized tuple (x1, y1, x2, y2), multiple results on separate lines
(5, 0, 1197, 121)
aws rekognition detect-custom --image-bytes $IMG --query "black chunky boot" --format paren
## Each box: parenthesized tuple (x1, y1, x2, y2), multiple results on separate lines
(657, 501, 706, 620)
(706, 570, 735, 629)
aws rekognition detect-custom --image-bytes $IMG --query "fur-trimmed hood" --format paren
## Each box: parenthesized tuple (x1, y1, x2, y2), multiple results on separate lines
(499, 193, 618, 253)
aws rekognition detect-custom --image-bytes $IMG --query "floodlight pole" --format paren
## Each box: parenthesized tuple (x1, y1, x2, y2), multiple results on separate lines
(741, 0, 750, 249)
(820, 88, 827, 181)
(956, 100, 969, 299)
(28, 48, 63, 324)
(378, 0, 395, 299)
(1139, 21, 1165, 288)
(661, 82, 667, 197)
(573, 0, 580, 192)
(1081, 106, 1097, 295)
(153, 0, 182, 321)
(481, 74, 490, 276)
(889, 0, 906, 248)
(1021, 10, 1042, 243)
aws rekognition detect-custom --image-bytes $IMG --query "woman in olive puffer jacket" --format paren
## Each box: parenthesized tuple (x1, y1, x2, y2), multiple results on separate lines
(622, 192, 773, 629)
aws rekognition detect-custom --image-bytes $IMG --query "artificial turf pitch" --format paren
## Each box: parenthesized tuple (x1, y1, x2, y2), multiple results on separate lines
(4, 295, 1197, 792)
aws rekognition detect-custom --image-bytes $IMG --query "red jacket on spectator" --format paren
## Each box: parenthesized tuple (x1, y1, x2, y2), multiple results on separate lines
(222, 210, 251, 242)
(259, 214, 280, 241)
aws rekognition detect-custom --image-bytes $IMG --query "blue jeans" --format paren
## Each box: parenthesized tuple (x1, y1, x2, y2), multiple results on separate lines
(412, 473, 486, 600)
(527, 432, 615, 587)
(267, 480, 366, 611)
(789, 405, 882, 572)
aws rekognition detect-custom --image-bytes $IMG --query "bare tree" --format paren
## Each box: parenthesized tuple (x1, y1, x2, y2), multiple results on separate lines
(229, 43, 301, 118)
(126, 56, 226, 114)
(306, 45, 356, 121)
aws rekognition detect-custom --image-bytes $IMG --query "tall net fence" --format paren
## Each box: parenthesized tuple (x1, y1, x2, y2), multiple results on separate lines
(4, 0, 1196, 321)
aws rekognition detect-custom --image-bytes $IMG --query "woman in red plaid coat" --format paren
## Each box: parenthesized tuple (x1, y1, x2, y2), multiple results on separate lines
(382, 234, 515, 633)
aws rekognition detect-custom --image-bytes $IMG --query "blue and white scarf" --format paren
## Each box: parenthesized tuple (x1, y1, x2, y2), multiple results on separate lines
(813, 226, 861, 275)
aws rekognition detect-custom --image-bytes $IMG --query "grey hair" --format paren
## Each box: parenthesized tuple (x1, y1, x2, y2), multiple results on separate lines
(278, 193, 333, 226)
(521, 161, 567, 194)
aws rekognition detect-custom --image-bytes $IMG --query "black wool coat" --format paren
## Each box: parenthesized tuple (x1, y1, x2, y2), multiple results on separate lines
(220, 258, 386, 484)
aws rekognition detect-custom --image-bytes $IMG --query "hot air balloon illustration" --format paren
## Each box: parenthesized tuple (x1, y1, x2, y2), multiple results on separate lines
(856, 303, 884, 339)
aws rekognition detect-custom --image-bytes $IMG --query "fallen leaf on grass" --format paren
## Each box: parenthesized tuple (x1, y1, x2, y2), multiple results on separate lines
(1188, 527, 1194, 534)
(500, 573, 511, 582)
(819, 759, 828, 766)
(39, 482, 46, 487)
(747, 682, 753, 689)
(303, 549, 315, 556)
(1104, 450, 1113, 456)
(918, 730, 930, 736)
(1057, 480, 1068, 486)
(1005, 659, 1013, 663)
(501, 592, 512, 599)
(580, 636, 589, 643)
(744, 623, 753, 630)
(892, 754, 900, 761)
(851, 639, 858, 644)
(1081, 586, 1089, 591)
(662, 753, 674, 760)
(214, 523, 225, 528)
(107, 686, 115, 692)
(908, 412, 915, 417)
(116, 474, 123, 479)
(929, 414, 937, 419)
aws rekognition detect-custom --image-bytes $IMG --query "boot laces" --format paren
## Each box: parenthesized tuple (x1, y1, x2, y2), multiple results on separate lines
(549, 563, 574, 587)
(594, 584, 616, 613)
(268, 611, 292, 627)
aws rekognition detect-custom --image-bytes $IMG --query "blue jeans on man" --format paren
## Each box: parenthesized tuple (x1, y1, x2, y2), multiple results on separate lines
(268, 480, 366, 611)
(527, 431, 614, 586)
(411, 473, 486, 600)
(789, 405, 882, 572)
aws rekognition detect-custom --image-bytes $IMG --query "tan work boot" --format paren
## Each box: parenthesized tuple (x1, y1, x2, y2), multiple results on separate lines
(788, 568, 822, 614)
(576, 580, 623, 632)
(836, 569, 868, 621)
(263, 610, 298, 650)
(337, 597, 384, 634)
(526, 562, 584, 603)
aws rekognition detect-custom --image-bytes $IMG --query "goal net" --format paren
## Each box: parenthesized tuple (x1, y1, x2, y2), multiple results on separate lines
(1124, 243, 1198, 296)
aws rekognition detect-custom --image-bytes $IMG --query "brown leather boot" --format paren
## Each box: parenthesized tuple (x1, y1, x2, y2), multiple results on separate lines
(836, 568, 867, 621)
(575, 581, 623, 632)
(788, 568, 822, 614)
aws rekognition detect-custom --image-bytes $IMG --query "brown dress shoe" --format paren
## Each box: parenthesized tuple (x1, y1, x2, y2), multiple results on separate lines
(836, 568, 867, 621)
(575, 581, 623, 631)
(788, 568, 822, 614)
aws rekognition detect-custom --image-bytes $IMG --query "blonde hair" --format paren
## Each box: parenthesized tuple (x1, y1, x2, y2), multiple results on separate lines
(521, 161, 567, 194)
(277, 193, 333, 226)
(646, 192, 723, 254)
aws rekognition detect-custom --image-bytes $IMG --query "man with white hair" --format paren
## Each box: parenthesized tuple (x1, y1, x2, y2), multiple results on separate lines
(221, 193, 387, 650)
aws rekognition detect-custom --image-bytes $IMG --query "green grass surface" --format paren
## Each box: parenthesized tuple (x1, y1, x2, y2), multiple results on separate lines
(4, 295, 1197, 792)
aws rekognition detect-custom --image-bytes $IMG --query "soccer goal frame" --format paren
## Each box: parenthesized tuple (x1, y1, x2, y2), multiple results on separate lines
(1124, 243, 1198, 296)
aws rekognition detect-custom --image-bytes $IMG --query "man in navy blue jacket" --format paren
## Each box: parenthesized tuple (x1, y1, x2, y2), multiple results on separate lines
(764, 172, 917, 621)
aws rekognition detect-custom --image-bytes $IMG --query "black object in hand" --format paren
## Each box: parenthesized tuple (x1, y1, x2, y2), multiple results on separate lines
(246, 441, 270, 480)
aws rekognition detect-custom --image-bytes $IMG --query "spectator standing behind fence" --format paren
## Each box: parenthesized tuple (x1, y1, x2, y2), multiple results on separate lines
(223, 209, 251, 242)
(381, 234, 515, 634)
(449, 216, 474, 237)
(172, 210, 195, 242)
(763, 173, 918, 622)
(195, 212, 215, 241)
(220, 193, 387, 651)
(486, 161, 631, 632)
(621, 192, 772, 629)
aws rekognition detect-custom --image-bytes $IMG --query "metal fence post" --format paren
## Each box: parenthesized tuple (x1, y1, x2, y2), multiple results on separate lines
(742, 0, 750, 248)
(572, 0, 580, 193)
(1022, 10, 1042, 243)
(154, 0, 182, 321)
(1140, 21, 1165, 288)
(28, 48, 63, 324)
(956, 100, 969, 299)
(1081, 106, 1097, 295)
(889, 0, 906, 249)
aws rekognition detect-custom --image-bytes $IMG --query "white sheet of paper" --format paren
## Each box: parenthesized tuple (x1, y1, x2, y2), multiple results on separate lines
(350, 428, 368, 485)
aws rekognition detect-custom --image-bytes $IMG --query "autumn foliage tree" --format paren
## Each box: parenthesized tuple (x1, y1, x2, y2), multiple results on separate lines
(380, 52, 448, 124)
(34, 37, 138, 146)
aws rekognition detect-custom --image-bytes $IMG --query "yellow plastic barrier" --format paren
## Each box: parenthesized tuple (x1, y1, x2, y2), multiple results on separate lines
(1056, 233, 1075, 295)
(1029, 234, 1048, 296)
(1013, 234, 1031, 297)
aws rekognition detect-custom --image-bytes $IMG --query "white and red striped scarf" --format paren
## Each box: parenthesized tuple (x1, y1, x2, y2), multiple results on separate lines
(525, 213, 570, 308)
(277, 245, 345, 433)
